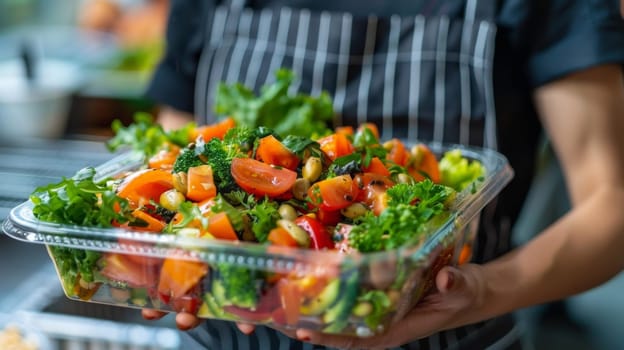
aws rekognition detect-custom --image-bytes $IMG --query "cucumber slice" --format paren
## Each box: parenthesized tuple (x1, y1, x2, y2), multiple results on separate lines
(301, 278, 341, 316)
(322, 272, 359, 333)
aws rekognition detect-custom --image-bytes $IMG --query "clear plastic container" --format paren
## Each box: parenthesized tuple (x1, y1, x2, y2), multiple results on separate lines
(3, 143, 513, 337)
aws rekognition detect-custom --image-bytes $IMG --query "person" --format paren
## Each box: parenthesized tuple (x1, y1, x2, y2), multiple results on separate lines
(141, 0, 624, 349)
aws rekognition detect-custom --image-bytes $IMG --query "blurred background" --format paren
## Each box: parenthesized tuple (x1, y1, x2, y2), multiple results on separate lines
(0, 1, 622, 349)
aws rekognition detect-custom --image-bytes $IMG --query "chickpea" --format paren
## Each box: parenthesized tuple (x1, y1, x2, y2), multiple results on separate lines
(292, 178, 311, 200)
(410, 144, 425, 165)
(352, 301, 373, 317)
(396, 173, 413, 184)
(387, 289, 401, 308)
(382, 140, 394, 151)
(277, 219, 311, 247)
(341, 203, 368, 219)
(278, 203, 298, 221)
(160, 189, 185, 211)
(302, 156, 322, 182)
(172, 172, 188, 195)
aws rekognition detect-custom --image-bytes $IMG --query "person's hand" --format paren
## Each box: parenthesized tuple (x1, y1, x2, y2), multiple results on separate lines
(142, 309, 258, 334)
(142, 309, 202, 331)
(284, 264, 490, 349)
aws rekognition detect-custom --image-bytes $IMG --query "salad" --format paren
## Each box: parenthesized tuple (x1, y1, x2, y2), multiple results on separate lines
(27, 72, 487, 336)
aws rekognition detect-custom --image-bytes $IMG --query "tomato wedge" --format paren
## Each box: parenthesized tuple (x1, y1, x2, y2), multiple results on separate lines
(231, 158, 297, 197)
(408, 144, 441, 183)
(100, 253, 160, 288)
(386, 138, 410, 166)
(357, 122, 380, 140)
(308, 174, 358, 211)
(364, 157, 390, 176)
(277, 278, 302, 326)
(354, 173, 393, 215)
(256, 135, 300, 170)
(317, 133, 354, 161)
(116, 168, 174, 207)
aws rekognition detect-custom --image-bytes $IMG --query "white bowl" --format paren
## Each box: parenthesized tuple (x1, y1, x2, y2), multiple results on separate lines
(0, 59, 83, 144)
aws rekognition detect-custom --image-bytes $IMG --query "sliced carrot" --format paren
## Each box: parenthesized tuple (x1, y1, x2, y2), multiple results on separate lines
(190, 117, 236, 141)
(256, 135, 300, 170)
(207, 212, 238, 240)
(117, 169, 174, 208)
(408, 144, 441, 183)
(268, 227, 299, 247)
(364, 157, 391, 176)
(158, 258, 209, 298)
(130, 209, 166, 232)
(187, 165, 217, 202)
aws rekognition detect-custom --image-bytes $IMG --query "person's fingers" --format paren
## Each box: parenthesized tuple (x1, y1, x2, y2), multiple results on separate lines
(175, 312, 202, 331)
(236, 323, 256, 335)
(142, 309, 168, 320)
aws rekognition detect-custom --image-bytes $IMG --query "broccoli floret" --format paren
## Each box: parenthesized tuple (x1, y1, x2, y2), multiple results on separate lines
(200, 138, 240, 193)
(173, 126, 272, 192)
(172, 145, 205, 173)
(216, 263, 259, 309)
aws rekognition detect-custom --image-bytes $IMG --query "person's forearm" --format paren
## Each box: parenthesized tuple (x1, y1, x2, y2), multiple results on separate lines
(482, 184, 624, 318)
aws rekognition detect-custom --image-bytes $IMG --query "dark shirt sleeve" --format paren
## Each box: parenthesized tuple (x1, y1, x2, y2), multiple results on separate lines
(145, 0, 213, 113)
(499, 0, 624, 87)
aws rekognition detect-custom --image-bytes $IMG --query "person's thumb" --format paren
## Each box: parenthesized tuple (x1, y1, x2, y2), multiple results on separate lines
(435, 266, 466, 294)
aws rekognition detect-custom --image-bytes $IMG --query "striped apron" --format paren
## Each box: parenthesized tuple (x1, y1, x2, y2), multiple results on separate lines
(187, 0, 522, 348)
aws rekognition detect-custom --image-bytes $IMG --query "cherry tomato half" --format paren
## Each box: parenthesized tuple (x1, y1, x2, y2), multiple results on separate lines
(308, 174, 358, 211)
(231, 158, 297, 197)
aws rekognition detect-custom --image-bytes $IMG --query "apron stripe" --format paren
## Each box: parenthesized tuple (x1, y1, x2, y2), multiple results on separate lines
(459, 0, 477, 144)
(408, 16, 426, 141)
(356, 15, 379, 126)
(483, 22, 498, 150)
(243, 9, 274, 87)
(253, 325, 272, 350)
(434, 16, 449, 143)
(264, 7, 292, 85)
(381, 15, 401, 141)
(225, 9, 253, 84)
(195, 5, 228, 120)
(289, 9, 312, 95)
(204, 7, 243, 121)
(332, 12, 353, 127)
(311, 11, 332, 97)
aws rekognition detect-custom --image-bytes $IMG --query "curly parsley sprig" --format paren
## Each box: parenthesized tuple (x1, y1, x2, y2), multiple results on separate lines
(348, 180, 455, 252)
